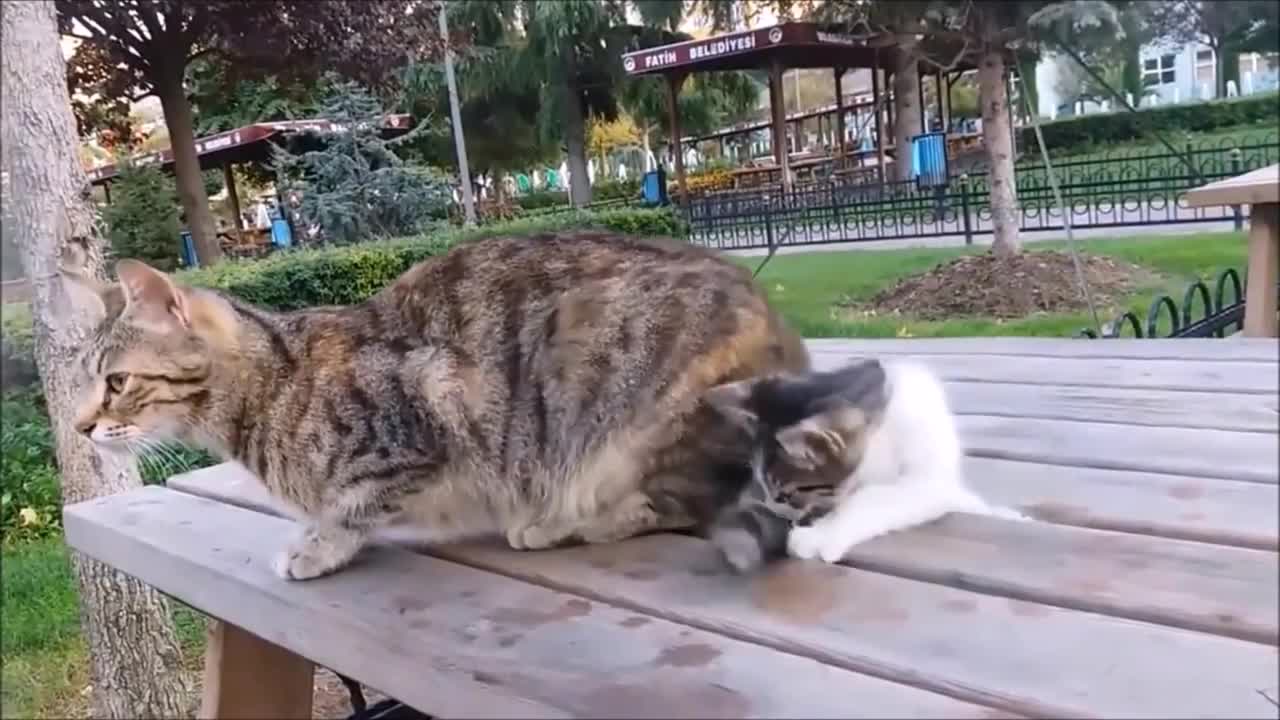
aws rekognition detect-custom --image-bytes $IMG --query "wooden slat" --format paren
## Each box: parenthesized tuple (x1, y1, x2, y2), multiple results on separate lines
(172, 454, 1280, 553)
(804, 337, 1280, 363)
(199, 621, 314, 720)
(809, 350, 1280, 394)
(63, 487, 1004, 720)
(167, 465, 1280, 713)
(956, 414, 1279, 483)
(965, 457, 1279, 551)
(1184, 163, 1280, 208)
(431, 536, 1280, 720)
(942, 381, 1278, 433)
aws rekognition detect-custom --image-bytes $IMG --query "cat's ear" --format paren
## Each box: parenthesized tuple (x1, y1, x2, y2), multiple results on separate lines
(703, 379, 759, 432)
(57, 242, 122, 328)
(115, 259, 191, 331)
(775, 404, 869, 470)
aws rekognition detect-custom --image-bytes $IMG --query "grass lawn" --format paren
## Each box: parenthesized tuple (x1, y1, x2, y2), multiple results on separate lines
(742, 230, 1248, 338)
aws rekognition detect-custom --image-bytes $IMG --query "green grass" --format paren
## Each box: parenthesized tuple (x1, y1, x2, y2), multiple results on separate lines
(1, 539, 208, 719)
(744, 230, 1248, 338)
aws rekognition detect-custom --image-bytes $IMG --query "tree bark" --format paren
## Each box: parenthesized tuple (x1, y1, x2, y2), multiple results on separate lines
(154, 63, 222, 266)
(561, 51, 593, 207)
(0, 3, 195, 717)
(892, 50, 922, 183)
(977, 31, 1021, 256)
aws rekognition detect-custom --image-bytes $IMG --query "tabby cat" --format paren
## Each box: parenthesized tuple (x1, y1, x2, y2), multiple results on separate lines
(704, 358, 1026, 572)
(64, 231, 808, 580)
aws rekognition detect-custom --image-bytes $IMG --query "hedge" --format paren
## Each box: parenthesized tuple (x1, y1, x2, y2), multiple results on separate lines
(1022, 92, 1280, 154)
(180, 206, 685, 310)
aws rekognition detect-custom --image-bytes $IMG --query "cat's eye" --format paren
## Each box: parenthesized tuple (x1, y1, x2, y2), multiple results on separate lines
(106, 373, 129, 393)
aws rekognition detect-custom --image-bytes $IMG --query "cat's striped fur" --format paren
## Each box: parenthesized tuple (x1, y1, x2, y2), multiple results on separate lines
(64, 231, 809, 580)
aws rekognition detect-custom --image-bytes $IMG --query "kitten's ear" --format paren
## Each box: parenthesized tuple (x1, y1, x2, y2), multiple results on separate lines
(703, 379, 759, 432)
(115, 259, 191, 331)
(775, 404, 869, 470)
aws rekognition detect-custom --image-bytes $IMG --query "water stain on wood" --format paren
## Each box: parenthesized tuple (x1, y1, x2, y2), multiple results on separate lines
(394, 595, 431, 614)
(623, 567, 660, 581)
(497, 633, 523, 648)
(654, 643, 722, 668)
(941, 597, 977, 614)
(1168, 482, 1205, 500)
(485, 598, 593, 628)
(751, 560, 837, 623)
(619, 615, 651, 629)
(579, 681, 751, 718)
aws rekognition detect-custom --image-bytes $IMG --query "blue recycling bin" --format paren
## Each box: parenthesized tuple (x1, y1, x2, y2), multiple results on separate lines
(911, 132, 949, 190)
(641, 167, 668, 206)
(270, 216, 293, 248)
(179, 231, 199, 268)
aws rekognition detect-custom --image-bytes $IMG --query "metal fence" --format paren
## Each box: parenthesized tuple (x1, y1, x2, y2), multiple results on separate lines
(683, 132, 1280, 250)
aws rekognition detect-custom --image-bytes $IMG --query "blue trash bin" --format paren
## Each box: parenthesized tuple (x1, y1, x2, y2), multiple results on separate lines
(270, 216, 293, 249)
(179, 231, 199, 269)
(641, 167, 668, 206)
(911, 132, 949, 191)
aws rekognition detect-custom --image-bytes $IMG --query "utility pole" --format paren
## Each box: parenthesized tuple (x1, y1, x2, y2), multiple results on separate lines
(439, 2, 476, 226)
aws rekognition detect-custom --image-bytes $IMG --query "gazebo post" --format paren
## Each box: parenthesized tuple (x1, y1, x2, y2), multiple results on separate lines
(666, 72, 689, 202)
(937, 71, 948, 132)
(917, 69, 927, 131)
(102, 181, 112, 205)
(872, 60, 887, 184)
(834, 67, 847, 168)
(768, 58, 793, 193)
(223, 164, 243, 236)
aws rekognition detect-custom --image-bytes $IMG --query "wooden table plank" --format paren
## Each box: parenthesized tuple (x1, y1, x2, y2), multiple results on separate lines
(966, 457, 1279, 551)
(1184, 163, 1280, 208)
(809, 351, 1280, 394)
(171, 453, 1279, 565)
(162, 470, 1280, 719)
(432, 536, 1280, 720)
(957, 415, 1279, 483)
(64, 487, 1006, 720)
(804, 337, 1280, 363)
(942, 381, 1278, 433)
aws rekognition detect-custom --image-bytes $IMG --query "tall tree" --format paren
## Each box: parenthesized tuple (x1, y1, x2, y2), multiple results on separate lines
(1, 2, 192, 716)
(57, 0, 444, 265)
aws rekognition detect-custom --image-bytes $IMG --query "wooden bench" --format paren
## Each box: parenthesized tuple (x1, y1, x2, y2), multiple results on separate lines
(1185, 163, 1280, 338)
(64, 338, 1280, 718)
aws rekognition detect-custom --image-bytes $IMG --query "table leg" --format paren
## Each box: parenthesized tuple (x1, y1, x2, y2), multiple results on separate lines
(1243, 203, 1279, 338)
(199, 621, 315, 719)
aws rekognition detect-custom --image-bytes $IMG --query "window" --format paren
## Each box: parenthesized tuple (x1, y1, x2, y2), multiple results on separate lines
(1142, 53, 1176, 87)
(1195, 49, 1215, 91)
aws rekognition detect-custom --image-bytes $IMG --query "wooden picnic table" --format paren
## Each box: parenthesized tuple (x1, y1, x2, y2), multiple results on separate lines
(1185, 163, 1280, 337)
(63, 338, 1279, 719)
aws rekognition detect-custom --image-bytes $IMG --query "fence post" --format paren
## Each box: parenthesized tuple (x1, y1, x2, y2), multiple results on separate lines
(1229, 147, 1243, 231)
(959, 173, 973, 246)
(763, 194, 775, 250)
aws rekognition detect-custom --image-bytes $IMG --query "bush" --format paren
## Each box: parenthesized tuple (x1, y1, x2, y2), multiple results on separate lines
(1, 389, 60, 545)
(1021, 92, 1280, 154)
(103, 163, 182, 271)
(182, 207, 685, 309)
(1, 304, 37, 391)
(593, 178, 641, 201)
(516, 189, 570, 211)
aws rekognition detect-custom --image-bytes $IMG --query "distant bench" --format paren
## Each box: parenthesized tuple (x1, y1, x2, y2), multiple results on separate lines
(63, 338, 1279, 718)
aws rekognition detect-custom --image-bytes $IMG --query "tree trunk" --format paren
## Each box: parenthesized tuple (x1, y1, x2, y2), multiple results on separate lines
(641, 124, 654, 172)
(892, 50, 922, 183)
(0, 3, 195, 718)
(978, 34, 1021, 256)
(561, 52, 592, 207)
(154, 64, 222, 266)
(1221, 49, 1240, 98)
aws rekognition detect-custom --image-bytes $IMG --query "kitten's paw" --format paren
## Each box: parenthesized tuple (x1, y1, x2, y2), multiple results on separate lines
(786, 525, 824, 560)
(817, 539, 850, 564)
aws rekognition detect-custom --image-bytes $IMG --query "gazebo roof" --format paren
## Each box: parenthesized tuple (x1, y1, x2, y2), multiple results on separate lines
(621, 22, 974, 77)
(85, 115, 413, 185)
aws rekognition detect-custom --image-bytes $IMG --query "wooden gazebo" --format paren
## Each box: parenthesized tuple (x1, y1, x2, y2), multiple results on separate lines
(621, 22, 974, 197)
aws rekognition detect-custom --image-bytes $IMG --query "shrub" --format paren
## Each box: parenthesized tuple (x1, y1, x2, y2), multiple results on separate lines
(516, 189, 570, 211)
(182, 207, 685, 309)
(1, 304, 37, 391)
(1021, 92, 1280, 154)
(0, 388, 60, 545)
(593, 178, 641, 201)
(103, 163, 182, 271)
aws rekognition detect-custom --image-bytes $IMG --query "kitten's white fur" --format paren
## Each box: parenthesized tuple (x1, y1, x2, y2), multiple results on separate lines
(787, 360, 1027, 564)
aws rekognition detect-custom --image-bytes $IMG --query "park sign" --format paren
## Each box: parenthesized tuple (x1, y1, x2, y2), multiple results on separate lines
(621, 22, 868, 76)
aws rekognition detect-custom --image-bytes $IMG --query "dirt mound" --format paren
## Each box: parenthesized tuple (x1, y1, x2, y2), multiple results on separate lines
(848, 250, 1151, 320)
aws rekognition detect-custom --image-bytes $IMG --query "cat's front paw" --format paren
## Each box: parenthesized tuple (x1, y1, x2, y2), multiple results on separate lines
(506, 523, 567, 551)
(786, 525, 824, 560)
(272, 527, 362, 581)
